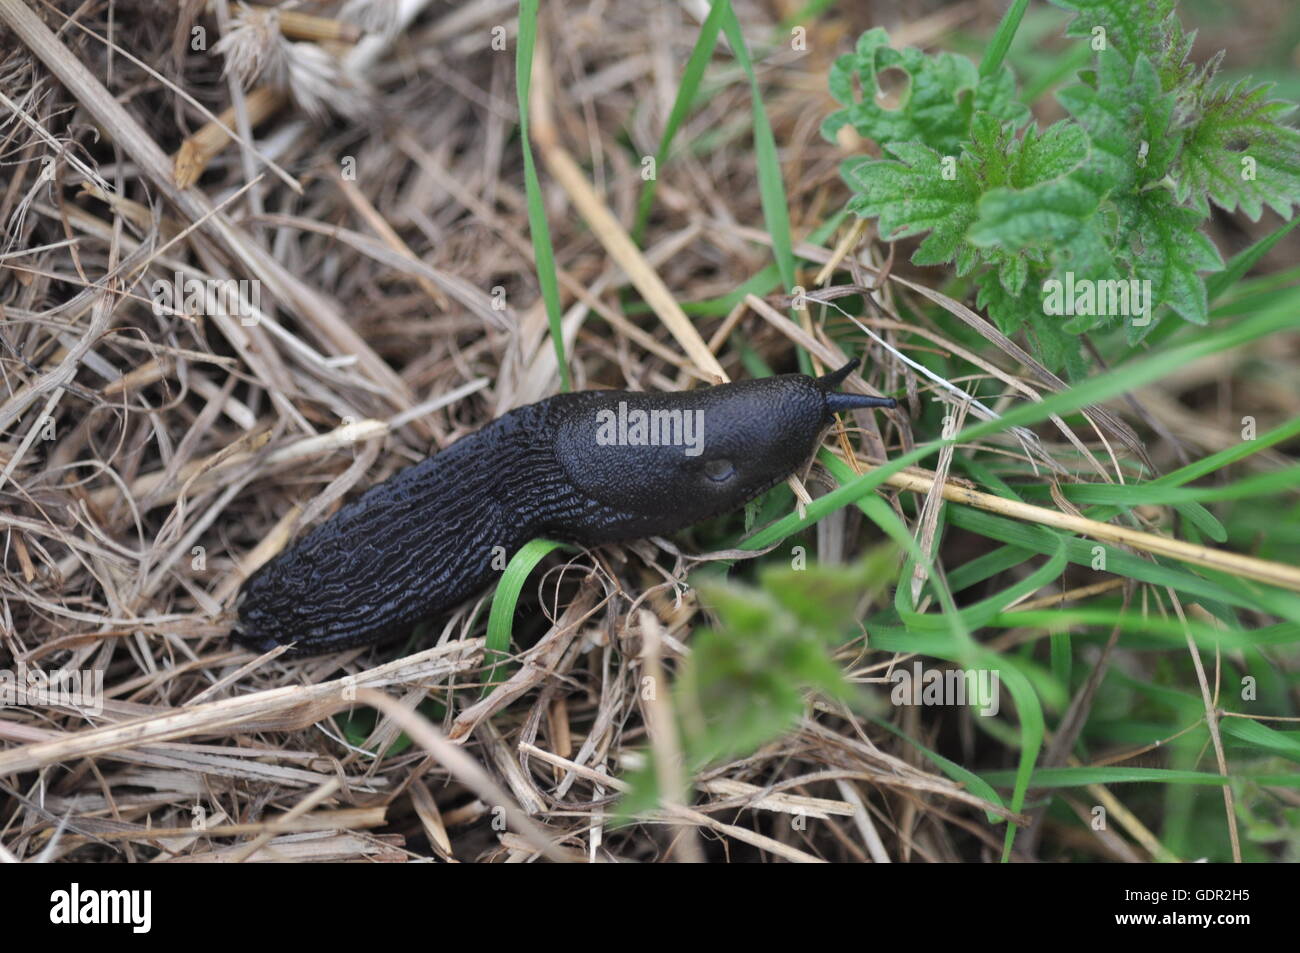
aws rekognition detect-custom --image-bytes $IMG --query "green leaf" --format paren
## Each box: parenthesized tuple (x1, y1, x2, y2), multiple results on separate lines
(1047, 0, 1193, 89)
(855, 114, 1091, 267)
(1173, 77, 1300, 221)
(678, 622, 813, 765)
(975, 267, 1037, 335)
(1031, 311, 1090, 378)
(761, 553, 895, 636)
(830, 12, 1299, 375)
(966, 122, 1096, 251)
(843, 143, 981, 265)
(1122, 188, 1223, 331)
(1057, 50, 1179, 196)
(824, 28, 1028, 155)
(619, 546, 899, 813)
(1047, 51, 1227, 338)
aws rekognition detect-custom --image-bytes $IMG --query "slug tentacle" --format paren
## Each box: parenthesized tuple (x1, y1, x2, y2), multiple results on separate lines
(817, 358, 898, 414)
(234, 362, 894, 655)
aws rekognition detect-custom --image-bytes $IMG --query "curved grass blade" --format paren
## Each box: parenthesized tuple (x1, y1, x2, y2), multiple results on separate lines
(483, 537, 565, 696)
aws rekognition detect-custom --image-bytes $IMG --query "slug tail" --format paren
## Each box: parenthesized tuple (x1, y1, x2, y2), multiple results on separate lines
(234, 403, 562, 655)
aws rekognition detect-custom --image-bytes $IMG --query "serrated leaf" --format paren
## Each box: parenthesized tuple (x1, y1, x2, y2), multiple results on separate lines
(969, 175, 1099, 249)
(1047, 0, 1193, 89)
(966, 121, 1096, 251)
(829, 13, 1292, 374)
(1124, 189, 1224, 332)
(844, 144, 981, 265)
(1174, 78, 1300, 220)
(628, 547, 896, 791)
(976, 270, 1087, 376)
(1030, 313, 1089, 378)
(824, 27, 1028, 155)
(1057, 49, 1179, 196)
(975, 268, 1035, 335)
(852, 118, 1096, 274)
(955, 241, 983, 277)
(761, 553, 893, 638)
(998, 252, 1029, 295)
(1007, 118, 1093, 185)
(782, 640, 858, 701)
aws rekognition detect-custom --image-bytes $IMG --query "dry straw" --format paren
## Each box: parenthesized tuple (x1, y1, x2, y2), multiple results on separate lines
(0, 0, 1292, 865)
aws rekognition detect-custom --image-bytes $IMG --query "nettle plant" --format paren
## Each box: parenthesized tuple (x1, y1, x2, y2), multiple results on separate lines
(823, 1, 1300, 375)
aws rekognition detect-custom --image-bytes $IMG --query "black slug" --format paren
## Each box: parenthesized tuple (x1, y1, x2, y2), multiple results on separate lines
(233, 360, 895, 655)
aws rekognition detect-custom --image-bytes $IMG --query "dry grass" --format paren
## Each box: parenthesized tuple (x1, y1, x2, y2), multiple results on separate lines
(0, 0, 1295, 864)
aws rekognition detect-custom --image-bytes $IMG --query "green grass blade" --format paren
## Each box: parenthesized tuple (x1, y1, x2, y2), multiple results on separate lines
(516, 0, 571, 391)
(982, 766, 1273, 787)
(945, 505, 1300, 619)
(632, 1, 727, 244)
(483, 538, 564, 695)
(871, 715, 1008, 823)
(979, 0, 1030, 78)
(742, 297, 1300, 554)
(716, 3, 797, 299)
(1219, 717, 1300, 763)
(1207, 216, 1300, 302)
(1045, 465, 1300, 507)
(820, 451, 1041, 860)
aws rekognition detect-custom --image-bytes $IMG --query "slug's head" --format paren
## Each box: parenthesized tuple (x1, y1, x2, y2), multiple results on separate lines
(550, 360, 896, 541)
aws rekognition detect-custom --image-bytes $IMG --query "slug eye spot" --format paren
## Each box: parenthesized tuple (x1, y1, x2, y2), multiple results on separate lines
(703, 458, 735, 483)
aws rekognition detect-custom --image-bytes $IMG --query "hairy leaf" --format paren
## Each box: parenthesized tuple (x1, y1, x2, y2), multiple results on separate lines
(824, 27, 1028, 155)
(844, 143, 981, 266)
(1048, 0, 1193, 89)
(1174, 78, 1300, 220)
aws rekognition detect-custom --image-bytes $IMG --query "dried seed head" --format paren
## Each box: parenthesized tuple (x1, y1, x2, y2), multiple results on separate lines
(284, 42, 370, 122)
(213, 3, 289, 89)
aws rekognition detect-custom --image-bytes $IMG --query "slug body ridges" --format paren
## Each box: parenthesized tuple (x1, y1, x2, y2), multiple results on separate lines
(234, 364, 895, 654)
